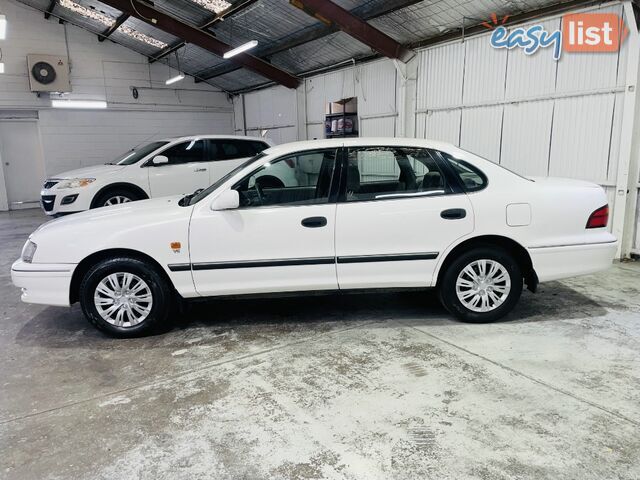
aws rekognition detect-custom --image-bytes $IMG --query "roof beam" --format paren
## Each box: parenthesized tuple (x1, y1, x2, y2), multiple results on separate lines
(99, 13, 129, 42)
(290, 0, 415, 62)
(149, 0, 259, 64)
(98, 0, 300, 88)
(194, 0, 421, 82)
(44, 0, 56, 19)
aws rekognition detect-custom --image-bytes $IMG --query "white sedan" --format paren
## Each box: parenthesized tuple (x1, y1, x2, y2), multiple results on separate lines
(12, 138, 617, 337)
(39, 135, 273, 216)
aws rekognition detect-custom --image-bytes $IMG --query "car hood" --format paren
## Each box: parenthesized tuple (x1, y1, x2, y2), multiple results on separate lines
(50, 164, 127, 180)
(34, 195, 186, 235)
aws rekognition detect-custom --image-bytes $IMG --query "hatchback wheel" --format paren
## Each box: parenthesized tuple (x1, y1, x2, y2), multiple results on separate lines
(79, 257, 172, 337)
(439, 247, 522, 323)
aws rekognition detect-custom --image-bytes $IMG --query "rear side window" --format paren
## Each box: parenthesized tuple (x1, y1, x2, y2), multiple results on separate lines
(345, 147, 451, 202)
(250, 141, 269, 154)
(212, 140, 266, 160)
(440, 152, 487, 192)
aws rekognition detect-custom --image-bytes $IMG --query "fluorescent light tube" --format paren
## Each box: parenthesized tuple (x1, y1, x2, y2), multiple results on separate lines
(0, 15, 6, 40)
(165, 74, 185, 85)
(223, 40, 258, 59)
(51, 100, 108, 109)
(0, 63, 4, 74)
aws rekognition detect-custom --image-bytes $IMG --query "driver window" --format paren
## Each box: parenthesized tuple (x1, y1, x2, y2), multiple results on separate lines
(233, 149, 337, 208)
(160, 140, 205, 164)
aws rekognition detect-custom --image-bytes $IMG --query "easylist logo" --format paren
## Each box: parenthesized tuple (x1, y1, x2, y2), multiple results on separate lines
(485, 12, 629, 60)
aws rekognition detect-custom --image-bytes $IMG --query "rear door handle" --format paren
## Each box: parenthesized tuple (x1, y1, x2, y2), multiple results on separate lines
(441, 208, 466, 220)
(301, 216, 327, 228)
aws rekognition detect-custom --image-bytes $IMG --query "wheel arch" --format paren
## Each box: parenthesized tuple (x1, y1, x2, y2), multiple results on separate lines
(90, 183, 149, 208)
(69, 248, 176, 304)
(435, 235, 538, 292)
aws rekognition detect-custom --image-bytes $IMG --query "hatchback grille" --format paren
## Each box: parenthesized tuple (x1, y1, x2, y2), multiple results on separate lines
(43, 180, 59, 189)
(41, 195, 56, 212)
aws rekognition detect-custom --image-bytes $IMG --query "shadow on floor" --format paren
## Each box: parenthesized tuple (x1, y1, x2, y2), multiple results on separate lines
(15, 280, 614, 350)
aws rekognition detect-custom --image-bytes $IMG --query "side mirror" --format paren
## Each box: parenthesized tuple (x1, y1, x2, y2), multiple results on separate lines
(211, 189, 239, 211)
(151, 155, 169, 166)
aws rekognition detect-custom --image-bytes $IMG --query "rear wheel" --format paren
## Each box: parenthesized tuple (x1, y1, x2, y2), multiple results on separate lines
(93, 188, 140, 208)
(79, 257, 172, 337)
(439, 246, 522, 323)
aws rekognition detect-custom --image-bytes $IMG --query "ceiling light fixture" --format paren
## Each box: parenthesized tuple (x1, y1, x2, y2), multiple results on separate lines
(165, 74, 185, 85)
(0, 14, 7, 40)
(51, 100, 108, 109)
(223, 40, 258, 59)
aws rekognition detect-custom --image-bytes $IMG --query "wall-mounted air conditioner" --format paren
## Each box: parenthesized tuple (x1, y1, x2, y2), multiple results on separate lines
(27, 54, 71, 93)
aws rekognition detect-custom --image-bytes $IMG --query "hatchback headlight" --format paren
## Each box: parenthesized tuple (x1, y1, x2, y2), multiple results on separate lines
(21, 240, 37, 263)
(57, 178, 96, 189)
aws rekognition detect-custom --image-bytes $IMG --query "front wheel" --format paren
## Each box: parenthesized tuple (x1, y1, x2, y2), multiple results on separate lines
(93, 189, 139, 208)
(439, 247, 523, 323)
(79, 257, 173, 337)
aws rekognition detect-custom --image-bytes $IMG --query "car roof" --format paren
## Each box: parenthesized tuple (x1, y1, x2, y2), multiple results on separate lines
(262, 137, 458, 156)
(158, 135, 273, 143)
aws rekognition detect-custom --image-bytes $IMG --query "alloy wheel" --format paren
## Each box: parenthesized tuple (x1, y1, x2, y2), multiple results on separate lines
(104, 195, 131, 206)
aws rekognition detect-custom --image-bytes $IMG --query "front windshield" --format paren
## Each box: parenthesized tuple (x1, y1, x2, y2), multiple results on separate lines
(187, 153, 266, 206)
(113, 141, 169, 166)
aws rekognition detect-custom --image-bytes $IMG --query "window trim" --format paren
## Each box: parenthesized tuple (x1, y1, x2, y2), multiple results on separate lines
(209, 139, 267, 162)
(337, 146, 462, 204)
(230, 147, 341, 210)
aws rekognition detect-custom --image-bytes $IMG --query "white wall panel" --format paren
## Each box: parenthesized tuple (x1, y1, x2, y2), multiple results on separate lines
(360, 117, 396, 137)
(548, 94, 616, 183)
(244, 86, 296, 130)
(422, 110, 461, 146)
(500, 101, 554, 177)
(357, 60, 397, 116)
(246, 126, 297, 145)
(417, 43, 464, 110)
(555, 4, 623, 93)
(505, 18, 559, 99)
(460, 106, 503, 163)
(462, 35, 507, 104)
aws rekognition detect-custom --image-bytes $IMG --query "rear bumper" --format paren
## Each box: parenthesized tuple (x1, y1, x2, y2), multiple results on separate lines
(529, 240, 617, 282)
(11, 259, 75, 307)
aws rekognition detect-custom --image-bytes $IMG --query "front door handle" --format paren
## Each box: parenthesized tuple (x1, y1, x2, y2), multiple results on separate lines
(194, 167, 207, 172)
(301, 216, 327, 228)
(441, 208, 466, 220)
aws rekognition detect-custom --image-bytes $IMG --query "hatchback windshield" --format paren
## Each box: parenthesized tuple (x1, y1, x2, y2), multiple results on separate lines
(112, 141, 169, 166)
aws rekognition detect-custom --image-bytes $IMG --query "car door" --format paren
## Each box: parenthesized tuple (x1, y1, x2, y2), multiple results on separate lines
(335, 146, 474, 289)
(189, 147, 340, 296)
(146, 139, 210, 197)
(208, 139, 267, 183)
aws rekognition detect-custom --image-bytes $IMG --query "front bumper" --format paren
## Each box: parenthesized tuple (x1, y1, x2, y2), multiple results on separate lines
(40, 187, 91, 216)
(529, 240, 618, 282)
(11, 259, 76, 307)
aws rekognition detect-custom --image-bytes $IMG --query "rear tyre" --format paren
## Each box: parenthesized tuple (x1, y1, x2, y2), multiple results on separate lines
(439, 246, 522, 323)
(93, 188, 140, 208)
(79, 257, 173, 338)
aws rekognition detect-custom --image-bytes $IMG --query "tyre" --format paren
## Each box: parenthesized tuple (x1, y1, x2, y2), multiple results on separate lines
(93, 188, 139, 208)
(79, 257, 173, 337)
(439, 246, 522, 323)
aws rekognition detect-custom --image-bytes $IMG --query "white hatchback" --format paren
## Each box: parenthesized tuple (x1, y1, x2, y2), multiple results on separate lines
(13, 138, 617, 337)
(39, 135, 274, 216)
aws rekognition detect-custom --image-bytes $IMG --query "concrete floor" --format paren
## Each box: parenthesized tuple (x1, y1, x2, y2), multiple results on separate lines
(1, 209, 639, 480)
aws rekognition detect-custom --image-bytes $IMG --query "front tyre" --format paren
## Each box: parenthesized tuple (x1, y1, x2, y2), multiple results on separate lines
(93, 188, 139, 208)
(439, 247, 522, 323)
(79, 257, 172, 337)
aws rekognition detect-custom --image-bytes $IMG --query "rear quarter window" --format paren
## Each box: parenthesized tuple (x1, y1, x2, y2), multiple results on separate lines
(440, 152, 487, 192)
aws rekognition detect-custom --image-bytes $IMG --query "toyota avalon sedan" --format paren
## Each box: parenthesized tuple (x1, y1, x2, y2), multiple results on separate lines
(12, 138, 617, 337)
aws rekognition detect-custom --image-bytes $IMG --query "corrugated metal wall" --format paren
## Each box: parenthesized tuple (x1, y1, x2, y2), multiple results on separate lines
(414, 4, 629, 231)
(233, 86, 298, 144)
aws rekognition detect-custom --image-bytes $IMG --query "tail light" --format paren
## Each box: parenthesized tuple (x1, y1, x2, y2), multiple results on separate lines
(586, 205, 608, 229)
